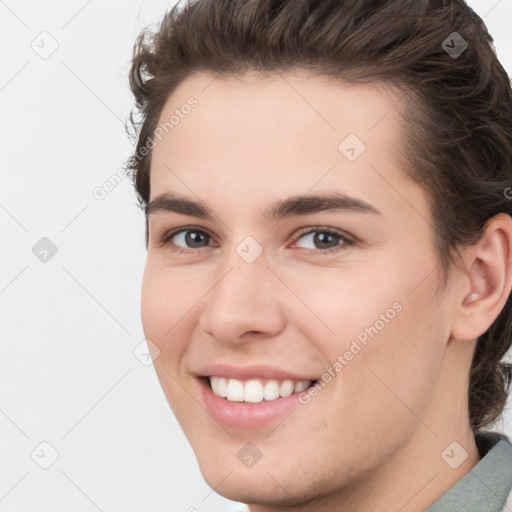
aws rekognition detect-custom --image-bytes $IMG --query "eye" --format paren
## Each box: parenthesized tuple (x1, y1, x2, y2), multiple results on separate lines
(159, 227, 214, 254)
(292, 228, 354, 255)
(158, 226, 354, 255)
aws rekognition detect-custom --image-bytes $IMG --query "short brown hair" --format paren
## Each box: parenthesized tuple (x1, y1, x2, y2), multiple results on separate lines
(125, 0, 512, 433)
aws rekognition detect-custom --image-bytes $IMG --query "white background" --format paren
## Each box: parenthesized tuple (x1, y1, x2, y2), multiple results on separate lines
(0, 1, 511, 511)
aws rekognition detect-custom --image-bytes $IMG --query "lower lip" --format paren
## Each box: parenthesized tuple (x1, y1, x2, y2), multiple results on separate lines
(199, 378, 304, 429)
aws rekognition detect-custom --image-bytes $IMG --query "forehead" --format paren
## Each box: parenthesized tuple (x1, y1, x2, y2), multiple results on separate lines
(149, 70, 424, 222)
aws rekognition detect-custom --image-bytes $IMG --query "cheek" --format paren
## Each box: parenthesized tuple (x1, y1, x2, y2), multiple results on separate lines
(293, 248, 446, 411)
(140, 265, 164, 345)
(140, 263, 199, 419)
(278, 256, 408, 350)
(323, 273, 446, 438)
(297, 244, 441, 349)
(140, 261, 191, 360)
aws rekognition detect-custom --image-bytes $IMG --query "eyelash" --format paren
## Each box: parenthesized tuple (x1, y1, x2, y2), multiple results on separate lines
(158, 226, 355, 256)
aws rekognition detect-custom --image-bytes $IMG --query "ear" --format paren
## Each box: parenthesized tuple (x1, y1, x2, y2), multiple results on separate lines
(451, 213, 512, 342)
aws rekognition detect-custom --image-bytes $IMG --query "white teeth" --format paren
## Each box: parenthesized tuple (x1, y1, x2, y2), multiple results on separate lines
(279, 380, 294, 398)
(226, 379, 244, 401)
(210, 377, 227, 398)
(209, 377, 312, 403)
(217, 377, 228, 397)
(294, 380, 309, 392)
(263, 380, 280, 401)
(244, 379, 264, 403)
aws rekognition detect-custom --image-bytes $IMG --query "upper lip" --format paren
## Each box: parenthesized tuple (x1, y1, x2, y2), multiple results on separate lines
(196, 363, 317, 382)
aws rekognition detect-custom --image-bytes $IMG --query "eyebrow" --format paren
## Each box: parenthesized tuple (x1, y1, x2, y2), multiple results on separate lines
(145, 191, 381, 221)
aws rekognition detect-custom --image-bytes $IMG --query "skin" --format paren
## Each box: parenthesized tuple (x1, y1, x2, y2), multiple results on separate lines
(140, 70, 512, 511)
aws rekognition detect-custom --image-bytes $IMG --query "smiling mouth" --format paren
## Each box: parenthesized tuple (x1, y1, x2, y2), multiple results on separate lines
(205, 376, 319, 404)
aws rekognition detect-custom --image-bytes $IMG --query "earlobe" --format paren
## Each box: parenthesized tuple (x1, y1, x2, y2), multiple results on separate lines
(451, 213, 512, 341)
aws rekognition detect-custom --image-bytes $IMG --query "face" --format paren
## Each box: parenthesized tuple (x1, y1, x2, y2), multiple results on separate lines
(141, 71, 459, 506)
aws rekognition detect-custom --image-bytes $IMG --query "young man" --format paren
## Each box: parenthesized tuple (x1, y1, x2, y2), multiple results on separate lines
(125, 0, 512, 510)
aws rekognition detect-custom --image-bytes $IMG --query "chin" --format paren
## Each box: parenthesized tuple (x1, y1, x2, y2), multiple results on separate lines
(191, 442, 339, 509)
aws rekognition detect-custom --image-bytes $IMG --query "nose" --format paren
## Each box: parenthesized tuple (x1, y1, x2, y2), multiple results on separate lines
(197, 249, 287, 346)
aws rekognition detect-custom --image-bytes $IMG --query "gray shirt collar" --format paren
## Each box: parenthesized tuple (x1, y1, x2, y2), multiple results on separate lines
(426, 431, 512, 512)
